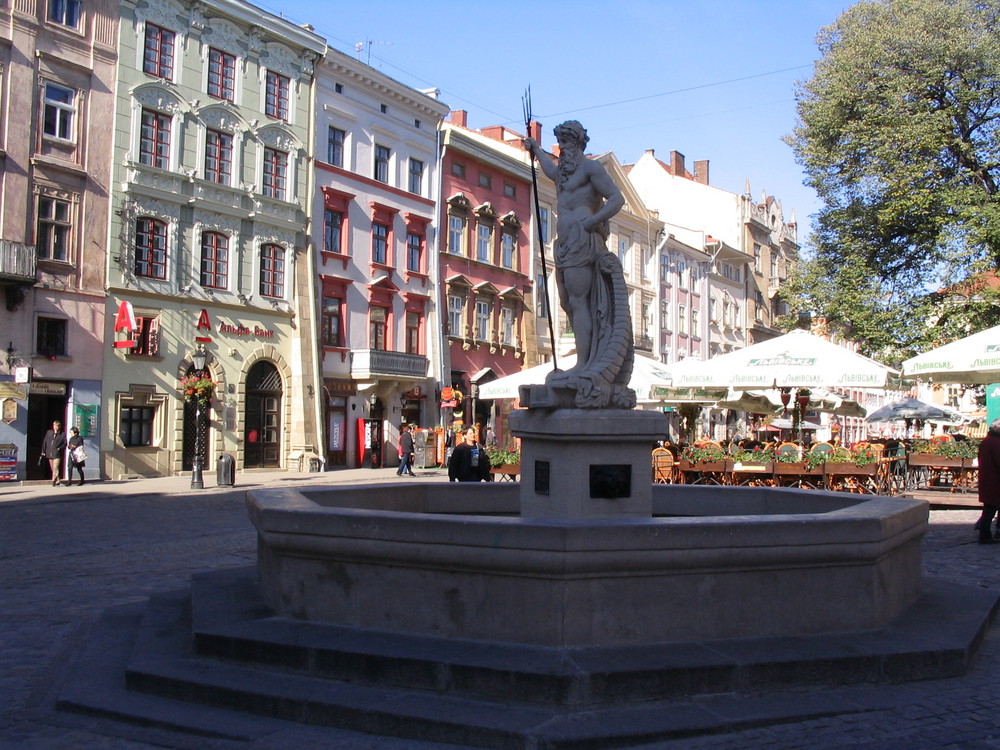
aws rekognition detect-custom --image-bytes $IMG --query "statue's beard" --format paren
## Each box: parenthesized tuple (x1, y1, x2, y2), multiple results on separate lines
(558, 146, 583, 187)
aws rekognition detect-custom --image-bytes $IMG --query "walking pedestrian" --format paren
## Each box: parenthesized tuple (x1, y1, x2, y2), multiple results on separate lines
(396, 424, 415, 476)
(67, 426, 86, 486)
(976, 418, 1000, 544)
(41, 420, 67, 487)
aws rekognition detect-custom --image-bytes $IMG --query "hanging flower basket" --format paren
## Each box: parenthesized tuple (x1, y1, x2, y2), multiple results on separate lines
(180, 373, 216, 405)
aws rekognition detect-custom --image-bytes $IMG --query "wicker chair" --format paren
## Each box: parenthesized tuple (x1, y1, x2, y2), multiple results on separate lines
(652, 447, 675, 484)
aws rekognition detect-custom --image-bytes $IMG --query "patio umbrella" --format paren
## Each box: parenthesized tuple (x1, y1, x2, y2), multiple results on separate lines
(719, 387, 866, 417)
(477, 354, 677, 402)
(661, 330, 896, 390)
(901, 324, 1000, 384)
(865, 397, 965, 423)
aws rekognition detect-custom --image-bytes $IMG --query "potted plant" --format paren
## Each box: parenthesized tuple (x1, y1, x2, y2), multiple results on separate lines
(730, 445, 774, 472)
(486, 446, 521, 479)
(774, 448, 825, 476)
(825, 445, 878, 476)
(179, 373, 216, 405)
(908, 439, 978, 467)
(678, 444, 729, 474)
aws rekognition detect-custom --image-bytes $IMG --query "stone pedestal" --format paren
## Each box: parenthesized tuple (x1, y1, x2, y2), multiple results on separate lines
(509, 408, 667, 519)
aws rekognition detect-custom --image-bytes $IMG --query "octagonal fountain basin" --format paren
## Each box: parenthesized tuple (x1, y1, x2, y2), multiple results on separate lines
(248, 483, 927, 648)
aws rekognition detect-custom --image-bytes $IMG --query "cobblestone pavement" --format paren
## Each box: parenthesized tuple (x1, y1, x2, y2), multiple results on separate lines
(2, 479, 1000, 749)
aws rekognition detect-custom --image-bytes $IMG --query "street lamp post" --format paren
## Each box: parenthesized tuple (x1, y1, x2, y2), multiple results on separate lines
(190, 346, 208, 490)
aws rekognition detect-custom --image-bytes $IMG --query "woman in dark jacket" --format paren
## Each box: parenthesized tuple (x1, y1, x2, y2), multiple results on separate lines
(67, 426, 86, 486)
(976, 419, 1000, 544)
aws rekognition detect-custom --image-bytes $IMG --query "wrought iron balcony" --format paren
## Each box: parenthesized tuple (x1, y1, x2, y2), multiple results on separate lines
(351, 349, 428, 380)
(0, 240, 37, 283)
(635, 334, 654, 352)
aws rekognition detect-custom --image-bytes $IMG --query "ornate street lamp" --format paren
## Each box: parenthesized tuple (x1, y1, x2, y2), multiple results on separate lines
(191, 345, 208, 490)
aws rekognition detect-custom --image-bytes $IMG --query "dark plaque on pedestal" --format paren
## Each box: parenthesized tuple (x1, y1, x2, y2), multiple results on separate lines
(535, 460, 550, 495)
(590, 464, 630, 499)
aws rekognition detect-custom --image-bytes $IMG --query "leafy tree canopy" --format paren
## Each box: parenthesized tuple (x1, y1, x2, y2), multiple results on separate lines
(786, 0, 1000, 364)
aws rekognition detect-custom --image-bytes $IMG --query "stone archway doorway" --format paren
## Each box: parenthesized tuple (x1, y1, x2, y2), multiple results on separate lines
(244, 361, 282, 469)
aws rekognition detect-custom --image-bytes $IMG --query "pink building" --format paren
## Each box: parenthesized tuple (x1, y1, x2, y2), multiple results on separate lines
(0, 0, 117, 482)
(439, 112, 534, 445)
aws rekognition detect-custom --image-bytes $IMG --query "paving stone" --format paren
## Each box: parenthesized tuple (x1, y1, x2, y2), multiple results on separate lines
(3, 480, 1000, 749)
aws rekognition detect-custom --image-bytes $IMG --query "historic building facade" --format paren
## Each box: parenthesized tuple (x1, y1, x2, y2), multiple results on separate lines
(439, 112, 533, 444)
(101, 0, 325, 479)
(0, 0, 118, 482)
(312, 47, 448, 469)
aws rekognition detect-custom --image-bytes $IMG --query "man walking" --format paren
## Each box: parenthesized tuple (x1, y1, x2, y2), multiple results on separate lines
(397, 424, 415, 476)
(41, 420, 67, 487)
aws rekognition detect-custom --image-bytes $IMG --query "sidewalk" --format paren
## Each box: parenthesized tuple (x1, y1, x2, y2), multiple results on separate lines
(0, 463, 450, 504)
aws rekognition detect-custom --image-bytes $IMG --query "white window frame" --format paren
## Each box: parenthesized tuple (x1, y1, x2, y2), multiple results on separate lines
(42, 82, 76, 142)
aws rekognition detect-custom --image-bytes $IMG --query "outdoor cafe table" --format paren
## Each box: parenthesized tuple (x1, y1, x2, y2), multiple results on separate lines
(906, 454, 977, 493)
(673, 460, 895, 494)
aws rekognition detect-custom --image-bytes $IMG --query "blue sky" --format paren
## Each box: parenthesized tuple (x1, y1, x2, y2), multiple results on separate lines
(261, 0, 855, 247)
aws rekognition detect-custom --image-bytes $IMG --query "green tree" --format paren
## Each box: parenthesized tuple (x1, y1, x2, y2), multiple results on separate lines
(786, 0, 1000, 362)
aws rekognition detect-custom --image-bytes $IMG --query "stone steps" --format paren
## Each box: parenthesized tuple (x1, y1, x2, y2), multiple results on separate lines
(56, 566, 999, 749)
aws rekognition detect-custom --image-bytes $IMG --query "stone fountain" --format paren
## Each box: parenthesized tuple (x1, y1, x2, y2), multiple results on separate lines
(58, 122, 997, 748)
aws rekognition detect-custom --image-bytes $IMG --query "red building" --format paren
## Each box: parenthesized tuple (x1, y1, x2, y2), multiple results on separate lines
(439, 112, 534, 445)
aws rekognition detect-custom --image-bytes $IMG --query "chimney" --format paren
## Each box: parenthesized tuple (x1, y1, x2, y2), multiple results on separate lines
(449, 110, 468, 127)
(694, 160, 709, 185)
(670, 150, 685, 177)
(645, 148, 655, 157)
(529, 120, 542, 143)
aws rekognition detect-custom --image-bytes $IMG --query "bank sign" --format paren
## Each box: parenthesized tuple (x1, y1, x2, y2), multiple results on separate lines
(197, 309, 275, 340)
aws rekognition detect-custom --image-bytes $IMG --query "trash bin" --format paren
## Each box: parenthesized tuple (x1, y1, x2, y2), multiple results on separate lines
(217, 452, 236, 486)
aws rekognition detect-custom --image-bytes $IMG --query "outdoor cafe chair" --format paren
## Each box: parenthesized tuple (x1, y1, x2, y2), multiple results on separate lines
(652, 447, 675, 484)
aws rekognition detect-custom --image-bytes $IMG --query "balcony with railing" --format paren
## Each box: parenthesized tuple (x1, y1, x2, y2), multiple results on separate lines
(0, 240, 37, 283)
(635, 333, 654, 352)
(351, 349, 428, 380)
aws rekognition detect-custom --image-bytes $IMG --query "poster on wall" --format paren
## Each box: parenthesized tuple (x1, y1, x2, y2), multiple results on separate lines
(2, 398, 16, 424)
(329, 413, 344, 451)
(73, 404, 99, 437)
(0, 443, 17, 482)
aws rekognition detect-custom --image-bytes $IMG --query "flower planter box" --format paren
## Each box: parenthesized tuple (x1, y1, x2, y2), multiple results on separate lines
(908, 454, 963, 468)
(677, 459, 730, 473)
(774, 463, 824, 476)
(824, 462, 877, 475)
(731, 462, 774, 473)
(490, 465, 520, 481)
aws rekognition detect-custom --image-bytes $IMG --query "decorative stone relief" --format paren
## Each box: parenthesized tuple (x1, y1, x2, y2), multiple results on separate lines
(257, 126, 299, 151)
(255, 229, 295, 248)
(200, 105, 245, 134)
(247, 27, 264, 54)
(132, 196, 181, 222)
(201, 19, 245, 55)
(195, 184, 243, 208)
(188, 1, 206, 32)
(194, 210, 242, 235)
(133, 86, 187, 115)
(135, 0, 184, 32)
(300, 51, 316, 77)
(261, 42, 297, 77)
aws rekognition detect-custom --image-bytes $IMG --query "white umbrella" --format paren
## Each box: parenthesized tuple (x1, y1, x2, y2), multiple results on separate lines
(661, 330, 896, 390)
(902, 324, 1000, 384)
(865, 397, 965, 423)
(720, 387, 866, 417)
(477, 355, 677, 401)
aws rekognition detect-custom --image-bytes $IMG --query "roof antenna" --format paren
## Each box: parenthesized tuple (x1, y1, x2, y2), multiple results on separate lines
(355, 39, 391, 65)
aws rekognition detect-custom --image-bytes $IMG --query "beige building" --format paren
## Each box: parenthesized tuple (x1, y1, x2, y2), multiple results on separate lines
(102, 0, 325, 479)
(0, 0, 118, 482)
